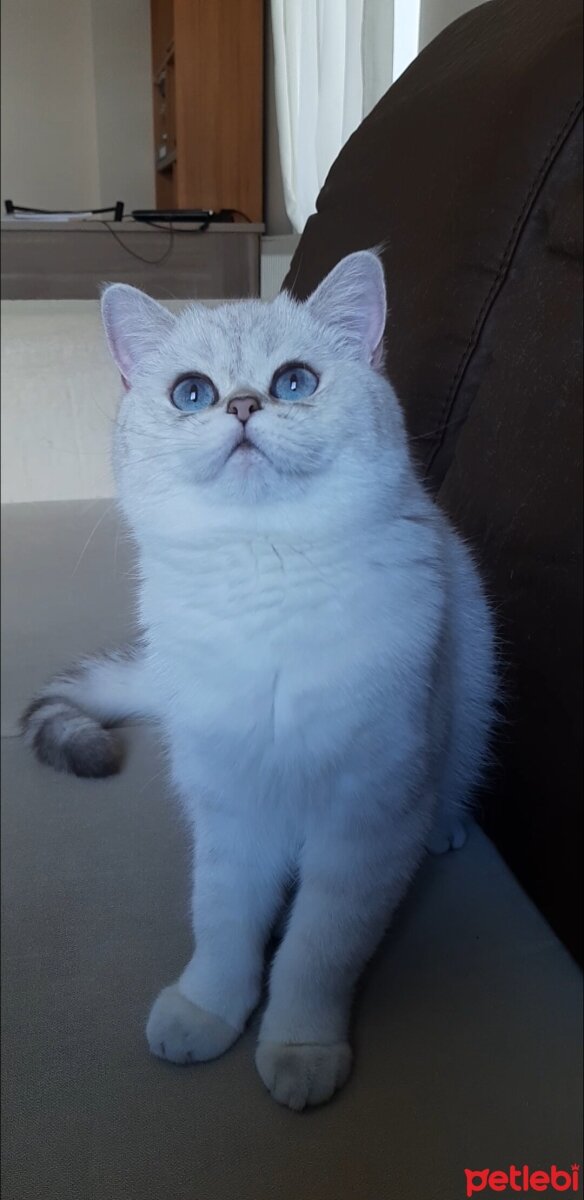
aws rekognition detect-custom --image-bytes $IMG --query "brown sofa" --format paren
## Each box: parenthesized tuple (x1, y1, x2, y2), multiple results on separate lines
(285, 0, 584, 962)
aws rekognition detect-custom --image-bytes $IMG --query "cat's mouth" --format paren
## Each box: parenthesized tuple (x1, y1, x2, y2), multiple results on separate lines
(229, 433, 266, 460)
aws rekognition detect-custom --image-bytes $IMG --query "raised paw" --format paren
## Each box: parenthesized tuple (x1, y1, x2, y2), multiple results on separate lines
(146, 985, 239, 1064)
(427, 815, 468, 855)
(255, 1040, 352, 1110)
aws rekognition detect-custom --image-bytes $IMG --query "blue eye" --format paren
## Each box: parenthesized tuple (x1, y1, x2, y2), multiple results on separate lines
(270, 363, 319, 402)
(170, 374, 217, 412)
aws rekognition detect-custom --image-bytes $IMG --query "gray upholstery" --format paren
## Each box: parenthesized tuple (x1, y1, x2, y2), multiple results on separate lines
(2, 501, 583, 1199)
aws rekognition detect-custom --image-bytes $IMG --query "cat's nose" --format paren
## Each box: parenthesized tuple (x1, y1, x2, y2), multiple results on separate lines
(227, 395, 261, 424)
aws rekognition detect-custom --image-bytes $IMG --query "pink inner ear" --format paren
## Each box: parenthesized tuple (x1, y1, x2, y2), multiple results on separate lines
(306, 251, 387, 363)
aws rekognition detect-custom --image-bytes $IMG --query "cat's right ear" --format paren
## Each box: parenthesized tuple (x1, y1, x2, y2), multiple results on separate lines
(306, 250, 387, 367)
(100, 284, 175, 386)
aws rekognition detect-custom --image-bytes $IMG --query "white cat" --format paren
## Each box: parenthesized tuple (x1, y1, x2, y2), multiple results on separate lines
(23, 251, 496, 1109)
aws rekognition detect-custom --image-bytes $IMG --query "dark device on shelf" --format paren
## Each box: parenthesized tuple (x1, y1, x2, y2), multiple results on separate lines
(131, 209, 242, 224)
(4, 201, 125, 220)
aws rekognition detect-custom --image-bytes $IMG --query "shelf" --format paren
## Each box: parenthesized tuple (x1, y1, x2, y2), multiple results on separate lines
(153, 41, 175, 83)
(156, 149, 177, 172)
(150, 0, 263, 220)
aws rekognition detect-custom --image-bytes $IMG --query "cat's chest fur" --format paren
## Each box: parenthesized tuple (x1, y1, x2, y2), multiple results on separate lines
(142, 536, 375, 700)
(138, 528, 442, 778)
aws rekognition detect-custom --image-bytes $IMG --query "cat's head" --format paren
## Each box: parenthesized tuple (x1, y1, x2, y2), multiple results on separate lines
(101, 251, 408, 538)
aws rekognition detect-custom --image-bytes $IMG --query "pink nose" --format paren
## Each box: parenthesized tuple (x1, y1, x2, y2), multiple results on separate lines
(227, 395, 261, 424)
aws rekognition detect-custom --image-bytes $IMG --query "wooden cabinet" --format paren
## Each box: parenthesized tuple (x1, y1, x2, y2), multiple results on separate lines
(1, 220, 263, 299)
(151, 0, 264, 222)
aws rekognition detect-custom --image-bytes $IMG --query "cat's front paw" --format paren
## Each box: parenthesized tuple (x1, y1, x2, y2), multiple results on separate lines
(146, 986, 239, 1063)
(255, 1040, 352, 1110)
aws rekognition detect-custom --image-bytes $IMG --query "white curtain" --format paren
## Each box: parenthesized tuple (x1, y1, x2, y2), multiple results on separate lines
(271, 0, 488, 234)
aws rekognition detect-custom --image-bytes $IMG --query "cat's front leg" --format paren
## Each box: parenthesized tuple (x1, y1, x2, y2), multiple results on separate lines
(256, 794, 429, 1109)
(147, 784, 287, 1065)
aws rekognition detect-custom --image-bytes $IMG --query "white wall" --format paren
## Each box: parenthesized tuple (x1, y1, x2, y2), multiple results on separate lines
(90, 0, 155, 211)
(0, 0, 154, 213)
(0, 0, 100, 210)
(419, 0, 489, 51)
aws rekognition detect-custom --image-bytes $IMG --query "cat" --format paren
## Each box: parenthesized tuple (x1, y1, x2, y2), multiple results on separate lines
(22, 250, 497, 1110)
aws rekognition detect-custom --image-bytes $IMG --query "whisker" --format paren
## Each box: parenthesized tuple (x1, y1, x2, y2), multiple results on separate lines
(71, 501, 115, 577)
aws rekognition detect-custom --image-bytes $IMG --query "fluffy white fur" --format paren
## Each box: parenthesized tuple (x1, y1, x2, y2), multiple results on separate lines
(25, 252, 496, 1109)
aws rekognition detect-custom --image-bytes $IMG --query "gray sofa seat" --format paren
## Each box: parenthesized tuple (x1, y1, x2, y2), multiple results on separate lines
(2, 500, 582, 1200)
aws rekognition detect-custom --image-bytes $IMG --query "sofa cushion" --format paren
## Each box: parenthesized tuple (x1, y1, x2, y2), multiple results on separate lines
(1, 499, 582, 1199)
(1, 500, 134, 736)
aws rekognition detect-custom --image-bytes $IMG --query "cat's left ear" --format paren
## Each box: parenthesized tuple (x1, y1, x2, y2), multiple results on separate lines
(306, 250, 387, 368)
(101, 283, 175, 386)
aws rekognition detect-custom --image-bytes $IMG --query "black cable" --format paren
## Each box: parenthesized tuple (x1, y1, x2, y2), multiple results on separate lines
(99, 219, 175, 265)
(227, 209, 252, 223)
(99, 208, 248, 266)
